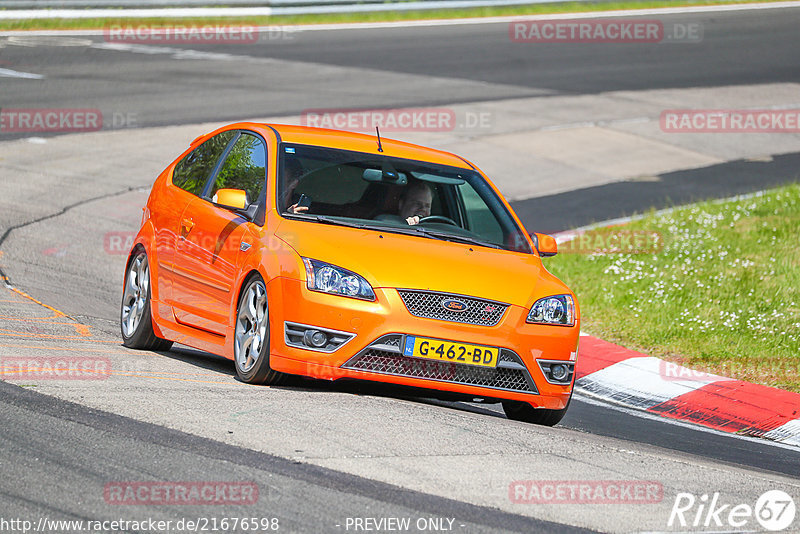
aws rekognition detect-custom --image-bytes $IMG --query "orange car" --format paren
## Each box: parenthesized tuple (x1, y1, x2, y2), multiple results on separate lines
(121, 123, 579, 425)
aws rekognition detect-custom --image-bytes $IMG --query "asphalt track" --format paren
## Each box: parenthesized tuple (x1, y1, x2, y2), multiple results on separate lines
(0, 380, 586, 534)
(2, 5, 800, 533)
(1, 7, 799, 131)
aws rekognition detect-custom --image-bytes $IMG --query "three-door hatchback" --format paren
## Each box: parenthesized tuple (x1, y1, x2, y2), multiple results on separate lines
(121, 123, 580, 425)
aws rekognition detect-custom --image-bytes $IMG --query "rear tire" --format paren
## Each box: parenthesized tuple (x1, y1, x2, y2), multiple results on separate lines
(502, 395, 571, 427)
(120, 250, 173, 351)
(234, 274, 284, 385)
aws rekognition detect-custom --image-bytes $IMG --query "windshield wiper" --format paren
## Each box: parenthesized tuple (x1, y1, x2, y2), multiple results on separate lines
(287, 213, 370, 229)
(290, 214, 434, 237)
(413, 229, 503, 249)
(287, 213, 502, 249)
(386, 224, 501, 249)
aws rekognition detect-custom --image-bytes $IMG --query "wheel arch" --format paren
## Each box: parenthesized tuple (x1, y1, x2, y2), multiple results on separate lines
(123, 222, 170, 340)
(235, 269, 264, 313)
(126, 221, 159, 298)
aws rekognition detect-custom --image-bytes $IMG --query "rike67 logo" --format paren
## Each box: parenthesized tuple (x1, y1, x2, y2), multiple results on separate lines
(669, 490, 796, 531)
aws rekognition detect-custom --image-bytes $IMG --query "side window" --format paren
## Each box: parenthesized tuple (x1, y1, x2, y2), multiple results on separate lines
(209, 133, 266, 205)
(172, 131, 236, 196)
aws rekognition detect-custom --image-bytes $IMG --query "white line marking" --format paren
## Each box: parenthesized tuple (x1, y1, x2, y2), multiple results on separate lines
(6, 35, 93, 47)
(0, 67, 44, 79)
(90, 41, 239, 61)
(0, 7, 277, 20)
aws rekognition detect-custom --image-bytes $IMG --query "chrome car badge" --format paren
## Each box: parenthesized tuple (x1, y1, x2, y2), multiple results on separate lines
(441, 298, 468, 312)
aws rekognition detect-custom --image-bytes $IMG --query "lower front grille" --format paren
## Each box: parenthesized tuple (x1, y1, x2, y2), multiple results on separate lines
(342, 335, 536, 394)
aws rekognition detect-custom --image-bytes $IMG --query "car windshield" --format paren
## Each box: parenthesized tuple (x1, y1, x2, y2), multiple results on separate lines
(277, 144, 532, 253)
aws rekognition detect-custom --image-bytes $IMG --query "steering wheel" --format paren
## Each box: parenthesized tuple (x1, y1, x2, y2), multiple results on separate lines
(418, 215, 458, 226)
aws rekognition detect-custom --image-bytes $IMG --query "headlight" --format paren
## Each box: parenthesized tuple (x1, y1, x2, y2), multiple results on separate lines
(302, 258, 375, 301)
(526, 294, 575, 326)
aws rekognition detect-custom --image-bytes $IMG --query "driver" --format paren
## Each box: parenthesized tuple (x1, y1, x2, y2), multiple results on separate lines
(398, 181, 432, 226)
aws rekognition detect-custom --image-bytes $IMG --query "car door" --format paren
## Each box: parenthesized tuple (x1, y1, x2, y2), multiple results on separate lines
(171, 132, 267, 335)
(152, 130, 236, 316)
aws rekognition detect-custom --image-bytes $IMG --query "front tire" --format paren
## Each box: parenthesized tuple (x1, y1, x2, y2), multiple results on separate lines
(502, 395, 571, 427)
(234, 275, 283, 385)
(120, 250, 173, 351)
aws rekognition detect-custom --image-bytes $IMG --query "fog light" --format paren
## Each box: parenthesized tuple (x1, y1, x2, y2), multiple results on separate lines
(304, 330, 328, 348)
(550, 364, 568, 381)
(537, 360, 574, 385)
(284, 322, 355, 353)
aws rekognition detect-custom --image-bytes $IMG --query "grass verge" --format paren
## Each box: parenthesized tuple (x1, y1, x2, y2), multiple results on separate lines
(0, 0, 781, 31)
(548, 183, 800, 392)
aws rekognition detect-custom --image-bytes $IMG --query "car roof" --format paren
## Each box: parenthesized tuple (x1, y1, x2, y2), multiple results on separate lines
(249, 123, 474, 170)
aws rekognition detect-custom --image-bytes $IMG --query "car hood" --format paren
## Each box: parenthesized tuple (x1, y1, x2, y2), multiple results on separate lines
(276, 220, 562, 308)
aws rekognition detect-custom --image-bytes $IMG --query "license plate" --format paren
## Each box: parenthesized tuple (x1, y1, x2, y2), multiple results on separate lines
(403, 336, 498, 368)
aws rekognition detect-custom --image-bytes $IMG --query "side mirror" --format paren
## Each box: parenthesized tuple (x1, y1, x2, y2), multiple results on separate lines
(531, 232, 558, 257)
(213, 188, 249, 211)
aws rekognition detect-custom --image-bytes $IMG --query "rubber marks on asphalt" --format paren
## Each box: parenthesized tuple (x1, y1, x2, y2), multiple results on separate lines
(575, 335, 800, 446)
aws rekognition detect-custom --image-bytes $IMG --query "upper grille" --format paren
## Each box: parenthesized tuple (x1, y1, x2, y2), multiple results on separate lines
(397, 290, 508, 326)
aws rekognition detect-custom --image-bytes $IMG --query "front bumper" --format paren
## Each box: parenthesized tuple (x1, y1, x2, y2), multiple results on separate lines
(266, 277, 578, 409)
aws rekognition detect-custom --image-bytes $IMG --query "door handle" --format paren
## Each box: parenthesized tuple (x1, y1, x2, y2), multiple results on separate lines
(181, 218, 194, 232)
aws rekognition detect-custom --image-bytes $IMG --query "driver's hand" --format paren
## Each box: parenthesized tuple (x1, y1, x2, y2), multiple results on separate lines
(289, 203, 309, 214)
(406, 216, 420, 226)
